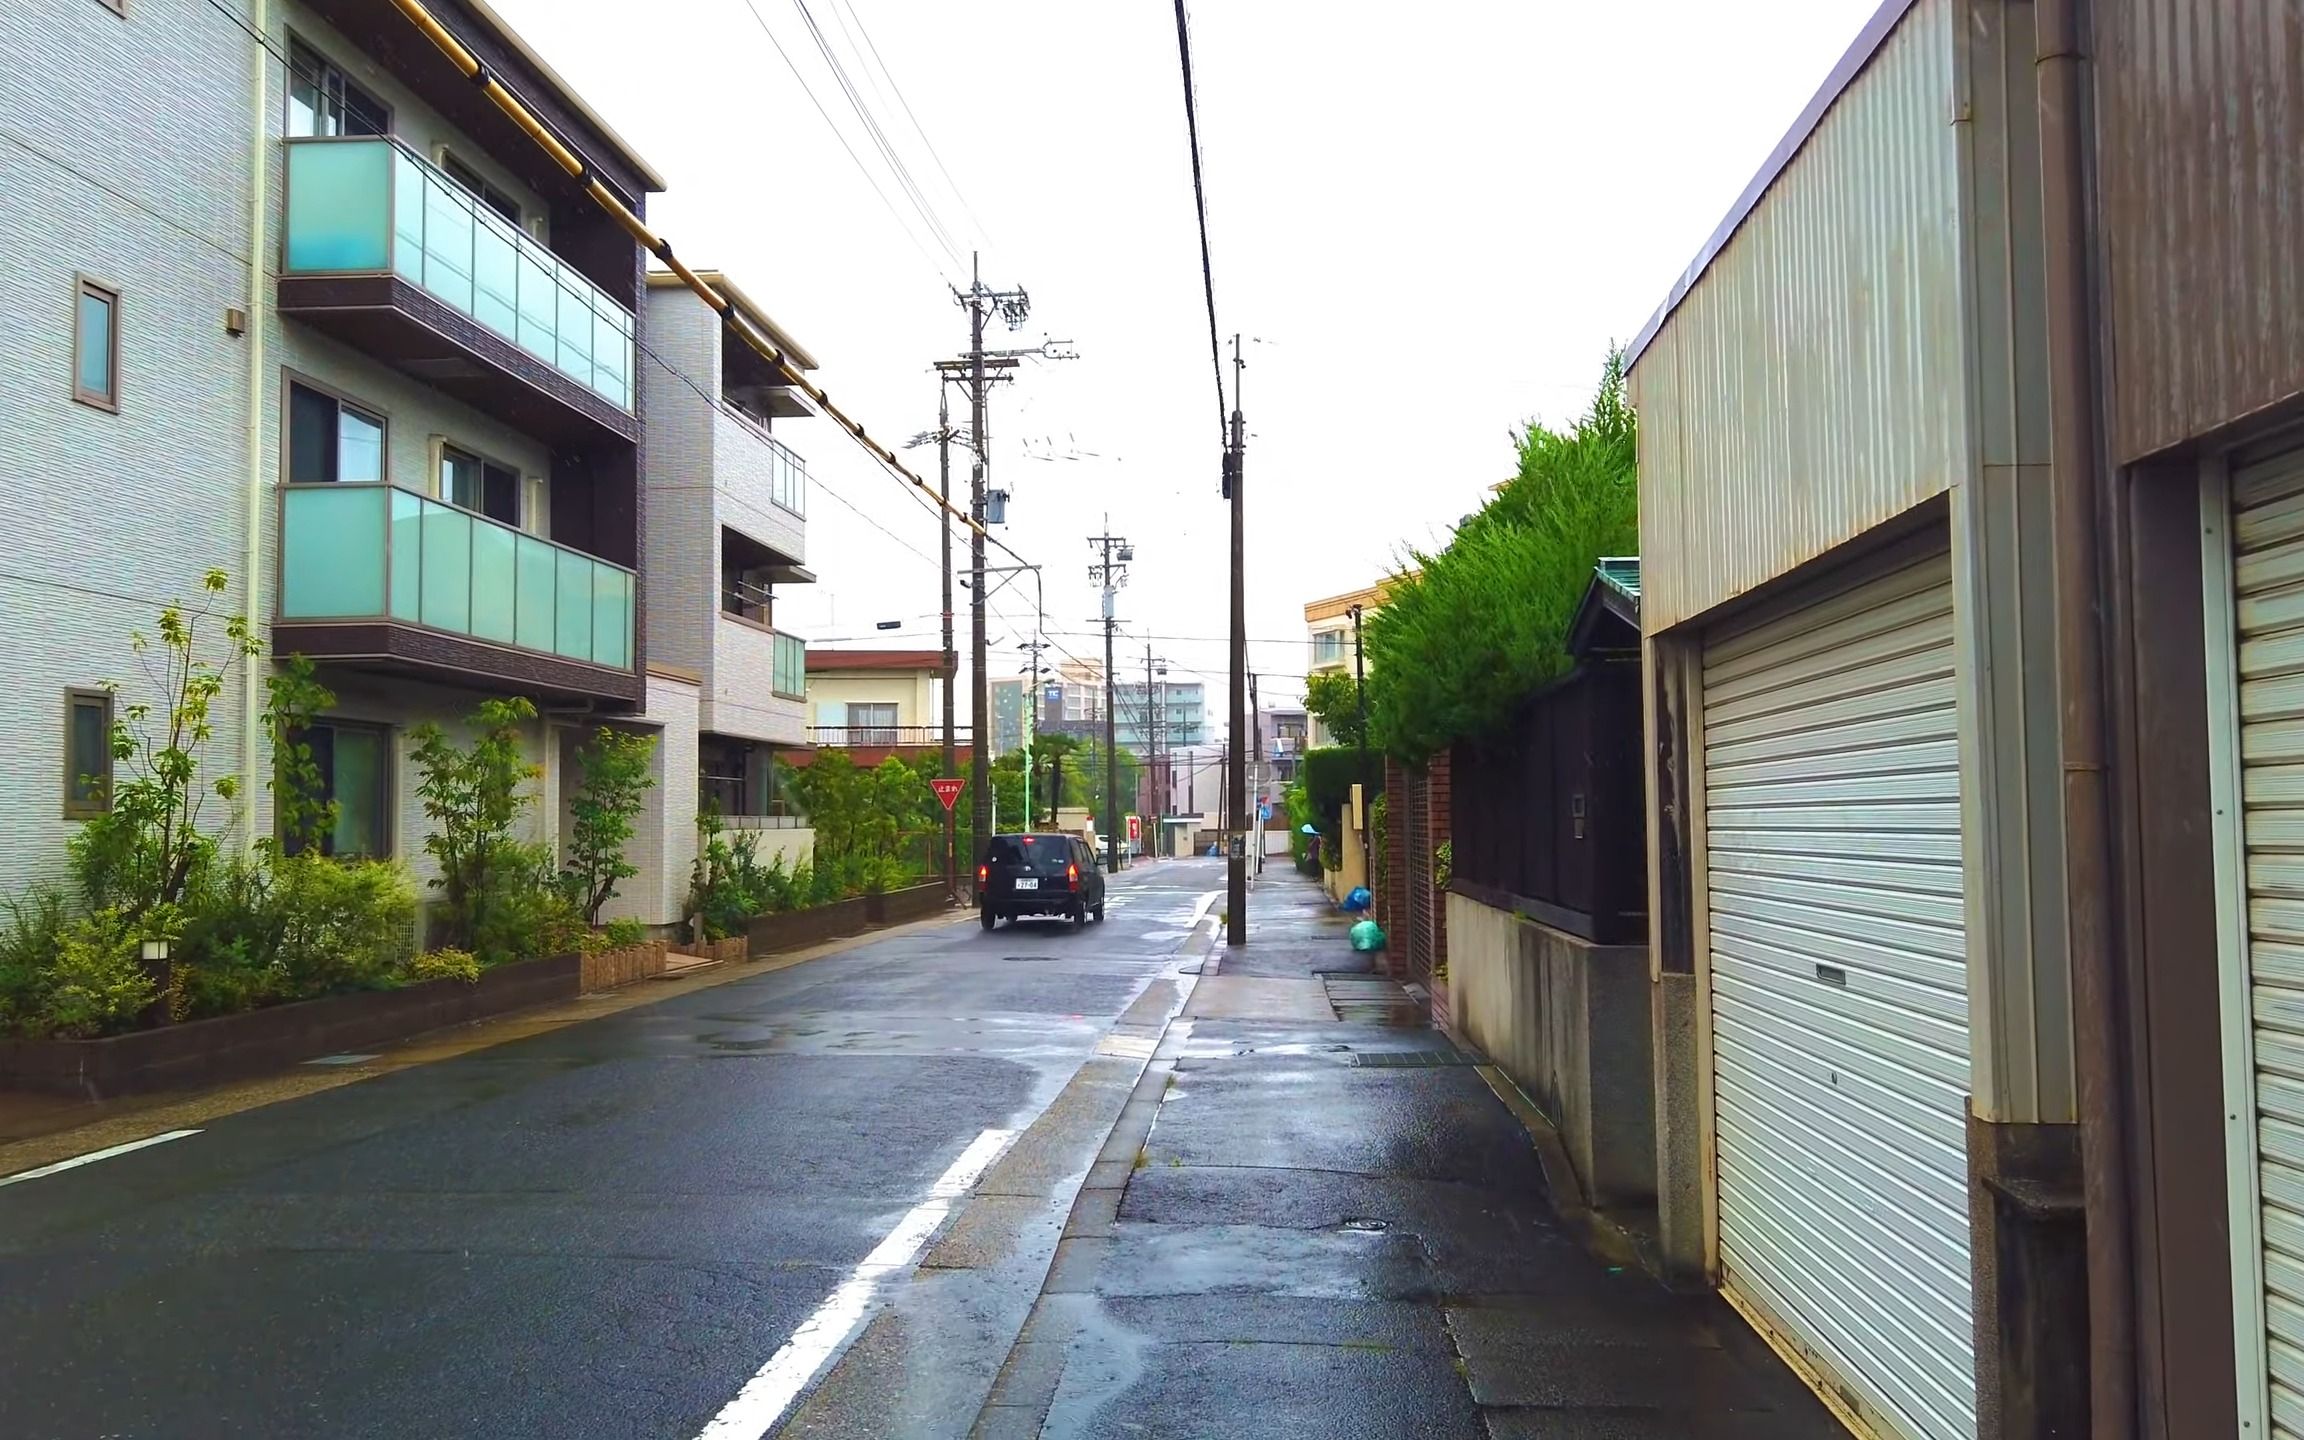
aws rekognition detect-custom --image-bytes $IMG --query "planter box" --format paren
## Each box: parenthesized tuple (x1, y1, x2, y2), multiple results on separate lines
(0, 953, 581, 1101)
(745, 883, 951, 958)
(670, 936, 746, 967)
(580, 940, 668, 992)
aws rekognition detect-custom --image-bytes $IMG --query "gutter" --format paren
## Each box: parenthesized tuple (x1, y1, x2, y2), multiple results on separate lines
(239, 0, 272, 853)
(2038, 0, 2131, 1427)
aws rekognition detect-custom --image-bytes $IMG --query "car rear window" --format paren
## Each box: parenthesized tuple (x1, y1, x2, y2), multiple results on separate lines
(986, 835, 1073, 872)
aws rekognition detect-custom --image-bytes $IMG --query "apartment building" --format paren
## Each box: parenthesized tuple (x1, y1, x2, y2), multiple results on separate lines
(1108, 678, 1205, 754)
(2, 0, 663, 912)
(1303, 578, 1397, 746)
(635, 269, 818, 891)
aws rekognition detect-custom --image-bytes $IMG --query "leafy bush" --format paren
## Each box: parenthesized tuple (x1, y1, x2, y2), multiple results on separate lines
(404, 948, 480, 984)
(1301, 747, 1382, 873)
(472, 841, 587, 964)
(171, 853, 419, 1018)
(603, 917, 646, 948)
(1365, 353, 1638, 761)
(0, 890, 70, 1035)
(409, 698, 581, 967)
(42, 911, 155, 1039)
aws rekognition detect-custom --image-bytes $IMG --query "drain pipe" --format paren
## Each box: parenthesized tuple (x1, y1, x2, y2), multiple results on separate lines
(2039, 0, 2132, 1430)
(238, 0, 272, 852)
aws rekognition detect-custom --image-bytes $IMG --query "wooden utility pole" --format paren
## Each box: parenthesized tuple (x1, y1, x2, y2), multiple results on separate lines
(949, 253, 1029, 859)
(1225, 336, 1248, 944)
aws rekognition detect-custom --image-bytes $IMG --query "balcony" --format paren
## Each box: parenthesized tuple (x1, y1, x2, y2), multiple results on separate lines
(704, 623, 808, 745)
(280, 136, 636, 446)
(276, 482, 639, 703)
(799, 725, 974, 768)
(712, 408, 809, 562)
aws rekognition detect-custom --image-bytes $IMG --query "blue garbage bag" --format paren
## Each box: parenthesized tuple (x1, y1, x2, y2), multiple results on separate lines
(1342, 885, 1373, 913)
(1349, 919, 1386, 952)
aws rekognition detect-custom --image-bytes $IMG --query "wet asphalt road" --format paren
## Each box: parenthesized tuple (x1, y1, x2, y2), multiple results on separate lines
(0, 861, 1226, 1440)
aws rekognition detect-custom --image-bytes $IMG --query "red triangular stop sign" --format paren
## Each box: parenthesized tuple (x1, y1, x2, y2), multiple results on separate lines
(930, 777, 966, 812)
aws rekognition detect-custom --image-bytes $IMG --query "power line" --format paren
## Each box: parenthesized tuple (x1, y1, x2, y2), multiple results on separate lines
(788, 0, 965, 269)
(1170, 0, 1228, 439)
(731, 0, 955, 283)
(831, 0, 997, 255)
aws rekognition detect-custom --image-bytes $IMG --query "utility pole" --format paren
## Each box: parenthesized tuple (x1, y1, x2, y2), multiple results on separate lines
(951, 253, 1030, 860)
(1350, 602, 1371, 888)
(1146, 644, 1160, 854)
(1251, 671, 1263, 877)
(1224, 335, 1248, 945)
(1089, 519, 1132, 873)
(938, 380, 957, 902)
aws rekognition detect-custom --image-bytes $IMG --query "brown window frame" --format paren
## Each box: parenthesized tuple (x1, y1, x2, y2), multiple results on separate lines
(63, 687, 114, 819)
(73, 276, 119, 412)
(437, 148, 525, 227)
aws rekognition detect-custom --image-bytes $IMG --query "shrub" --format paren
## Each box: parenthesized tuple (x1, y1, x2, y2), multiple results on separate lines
(1365, 353, 1638, 761)
(404, 948, 480, 984)
(0, 889, 70, 1035)
(42, 911, 156, 1039)
(268, 853, 417, 992)
(410, 698, 555, 965)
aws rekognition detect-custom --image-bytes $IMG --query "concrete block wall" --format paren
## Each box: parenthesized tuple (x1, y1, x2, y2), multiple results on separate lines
(1448, 891, 1656, 1209)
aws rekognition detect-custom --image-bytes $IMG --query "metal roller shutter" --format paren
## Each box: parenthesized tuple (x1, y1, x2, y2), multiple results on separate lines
(2224, 446, 2304, 1439)
(1702, 550, 1974, 1440)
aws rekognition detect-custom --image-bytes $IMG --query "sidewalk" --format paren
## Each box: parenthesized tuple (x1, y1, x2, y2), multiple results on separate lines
(972, 870, 1845, 1439)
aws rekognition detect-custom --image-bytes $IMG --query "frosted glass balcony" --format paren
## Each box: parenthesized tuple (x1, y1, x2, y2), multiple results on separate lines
(279, 483, 633, 671)
(283, 136, 634, 411)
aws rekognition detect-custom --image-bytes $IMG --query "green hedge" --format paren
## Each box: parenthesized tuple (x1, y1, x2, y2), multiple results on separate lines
(1301, 747, 1383, 867)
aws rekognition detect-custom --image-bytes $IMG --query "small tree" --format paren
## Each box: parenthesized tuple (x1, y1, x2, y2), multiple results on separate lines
(266, 654, 339, 856)
(561, 726, 656, 926)
(70, 568, 259, 924)
(409, 698, 541, 953)
(1303, 672, 1367, 751)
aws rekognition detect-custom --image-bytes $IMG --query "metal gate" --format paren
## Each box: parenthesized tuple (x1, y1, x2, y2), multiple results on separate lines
(1701, 549, 1974, 1440)
(2211, 444, 2304, 1439)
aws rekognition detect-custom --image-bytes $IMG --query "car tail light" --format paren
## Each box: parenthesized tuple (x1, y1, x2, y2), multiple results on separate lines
(977, 864, 988, 885)
(1067, 862, 1079, 889)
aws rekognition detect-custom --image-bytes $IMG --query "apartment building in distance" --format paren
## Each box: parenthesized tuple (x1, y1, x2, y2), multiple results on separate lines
(1304, 577, 1401, 746)
(799, 649, 965, 768)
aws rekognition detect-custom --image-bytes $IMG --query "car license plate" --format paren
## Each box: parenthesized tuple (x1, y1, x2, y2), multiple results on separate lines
(1014, 877, 1038, 890)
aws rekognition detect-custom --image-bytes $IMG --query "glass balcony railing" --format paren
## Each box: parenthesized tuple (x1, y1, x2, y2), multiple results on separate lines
(279, 483, 633, 671)
(282, 136, 634, 411)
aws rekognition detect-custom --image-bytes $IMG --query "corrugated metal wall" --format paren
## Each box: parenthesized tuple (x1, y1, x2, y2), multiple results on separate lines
(2097, 0, 2304, 464)
(1631, 0, 1966, 631)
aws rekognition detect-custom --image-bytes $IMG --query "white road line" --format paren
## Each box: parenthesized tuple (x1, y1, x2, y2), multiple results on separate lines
(1186, 889, 1223, 931)
(695, 1126, 1016, 1440)
(0, 1129, 202, 1189)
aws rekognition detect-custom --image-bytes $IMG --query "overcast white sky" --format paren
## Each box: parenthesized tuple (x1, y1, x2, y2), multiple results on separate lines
(492, 0, 1880, 718)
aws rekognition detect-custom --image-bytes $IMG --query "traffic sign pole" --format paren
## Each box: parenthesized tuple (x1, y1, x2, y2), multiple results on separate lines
(930, 777, 968, 904)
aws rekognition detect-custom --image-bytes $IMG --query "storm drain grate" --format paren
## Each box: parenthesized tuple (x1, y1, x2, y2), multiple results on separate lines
(1348, 1047, 1478, 1068)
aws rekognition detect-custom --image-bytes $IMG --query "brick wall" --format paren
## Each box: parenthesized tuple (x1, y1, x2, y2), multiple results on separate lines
(1425, 750, 1453, 1029)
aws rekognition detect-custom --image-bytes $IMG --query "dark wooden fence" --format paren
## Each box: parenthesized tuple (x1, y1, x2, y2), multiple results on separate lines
(1449, 660, 1646, 945)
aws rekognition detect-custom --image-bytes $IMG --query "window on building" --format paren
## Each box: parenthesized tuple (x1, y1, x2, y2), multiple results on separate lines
(438, 445, 521, 526)
(73, 279, 118, 410)
(287, 381, 384, 484)
(1311, 630, 1346, 667)
(700, 737, 787, 819)
(287, 38, 388, 138)
(63, 688, 113, 818)
(284, 721, 392, 858)
(440, 151, 523, 225)
(846, 703, 898, 746)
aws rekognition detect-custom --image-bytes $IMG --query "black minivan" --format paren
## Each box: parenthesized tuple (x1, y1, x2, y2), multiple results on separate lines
(978, 833, 1106, 929)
